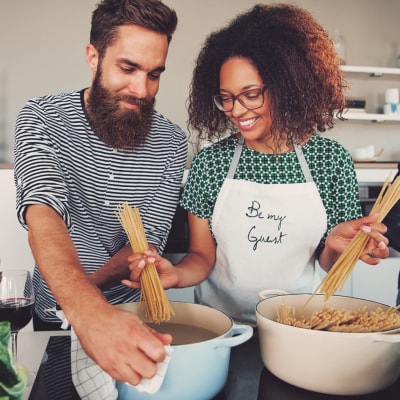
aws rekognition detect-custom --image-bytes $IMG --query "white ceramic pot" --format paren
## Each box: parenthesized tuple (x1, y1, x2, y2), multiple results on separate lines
(256, 294, 400, 395)
(116, 301, 253, 400)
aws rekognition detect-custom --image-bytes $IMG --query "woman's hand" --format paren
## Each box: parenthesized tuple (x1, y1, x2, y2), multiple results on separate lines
(122, 250, 179, 289)
(321, 214, 389, 270)
(358, 223, 389, 264)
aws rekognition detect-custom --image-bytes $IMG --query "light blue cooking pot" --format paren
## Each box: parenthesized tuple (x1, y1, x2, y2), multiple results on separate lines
(115, 301, 253, 400)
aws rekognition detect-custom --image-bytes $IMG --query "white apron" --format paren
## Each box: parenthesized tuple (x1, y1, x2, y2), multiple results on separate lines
(194, 136, 327, 324)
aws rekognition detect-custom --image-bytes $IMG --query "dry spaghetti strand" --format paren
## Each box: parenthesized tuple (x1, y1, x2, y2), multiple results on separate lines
(116, 202, 174, 324)
(316, 175, 400, 301)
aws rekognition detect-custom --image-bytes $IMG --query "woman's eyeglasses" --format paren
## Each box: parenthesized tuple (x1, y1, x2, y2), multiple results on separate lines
(212, 86, 266, 112)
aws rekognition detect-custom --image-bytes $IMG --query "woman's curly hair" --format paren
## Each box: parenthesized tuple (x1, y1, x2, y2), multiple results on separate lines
(187, 3, 347, 145)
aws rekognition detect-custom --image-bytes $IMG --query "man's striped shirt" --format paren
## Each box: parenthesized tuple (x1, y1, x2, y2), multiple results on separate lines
(14, 90, 187, 323)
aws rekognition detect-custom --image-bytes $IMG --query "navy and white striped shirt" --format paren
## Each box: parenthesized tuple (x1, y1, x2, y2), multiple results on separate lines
(14, 90, 187, 323)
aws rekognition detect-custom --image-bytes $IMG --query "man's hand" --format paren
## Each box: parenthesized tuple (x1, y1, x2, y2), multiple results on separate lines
(72, 301, 172, 385)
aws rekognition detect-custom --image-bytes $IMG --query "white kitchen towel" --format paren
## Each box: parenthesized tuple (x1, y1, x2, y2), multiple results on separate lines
(71, 328, 173, 399)
(71, 328, 118, 400)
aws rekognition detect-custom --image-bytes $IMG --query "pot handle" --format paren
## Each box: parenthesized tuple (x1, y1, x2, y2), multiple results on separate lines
(258, 289, 289, 301)
(214, 324, 253, 348)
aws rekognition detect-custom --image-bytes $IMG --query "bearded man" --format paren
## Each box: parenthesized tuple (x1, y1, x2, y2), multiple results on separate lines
(13, 0, 187, 387)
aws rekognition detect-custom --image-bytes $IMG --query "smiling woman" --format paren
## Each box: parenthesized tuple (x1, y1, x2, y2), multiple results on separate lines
(125, 1, 390, 325)
(122, 5, 391, 400)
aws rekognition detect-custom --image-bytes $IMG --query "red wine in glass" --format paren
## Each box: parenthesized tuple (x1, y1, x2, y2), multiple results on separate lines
(0, 270, 35, 362)
(0, 298, 34, 331)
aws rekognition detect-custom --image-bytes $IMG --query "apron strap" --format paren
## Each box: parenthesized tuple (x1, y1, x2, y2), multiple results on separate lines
(293, 141, 314, 182)
(227, 135, 314, 183)
(226, 135, 244, 179)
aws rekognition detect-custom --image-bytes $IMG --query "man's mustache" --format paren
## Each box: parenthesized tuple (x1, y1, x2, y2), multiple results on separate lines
(117, 95, 151, 108)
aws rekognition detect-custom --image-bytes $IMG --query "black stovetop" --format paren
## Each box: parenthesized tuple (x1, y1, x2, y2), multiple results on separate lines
(28, 336, 400, 400)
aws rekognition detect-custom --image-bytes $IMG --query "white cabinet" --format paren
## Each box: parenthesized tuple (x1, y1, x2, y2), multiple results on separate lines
(318, 258, 400, 307)
(331, 66, 400, 306)
(342, 111, 400, 123)
(327, 65, 400, 162)
(340, 65, 400, 123)
(351, 258, 400, 307)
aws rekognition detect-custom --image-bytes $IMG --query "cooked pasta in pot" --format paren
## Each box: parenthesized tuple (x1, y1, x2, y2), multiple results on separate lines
(276, 302, 400, 333)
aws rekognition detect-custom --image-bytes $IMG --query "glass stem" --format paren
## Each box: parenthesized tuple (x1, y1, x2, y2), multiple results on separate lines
(11, 331, 18, 363)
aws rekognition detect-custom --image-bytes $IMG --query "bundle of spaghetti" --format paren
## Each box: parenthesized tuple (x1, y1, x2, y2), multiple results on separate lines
(116, 202, 174, 324)
(315, 174, 400, 300)
(276, 302, 400, 333)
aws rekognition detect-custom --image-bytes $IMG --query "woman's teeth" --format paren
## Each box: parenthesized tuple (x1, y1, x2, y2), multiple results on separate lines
(239, 117, 257, 127)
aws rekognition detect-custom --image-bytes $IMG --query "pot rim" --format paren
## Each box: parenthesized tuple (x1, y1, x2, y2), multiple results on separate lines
(116, 301, 242, 346)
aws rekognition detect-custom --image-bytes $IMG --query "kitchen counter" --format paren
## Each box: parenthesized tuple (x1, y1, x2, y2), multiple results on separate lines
(19, 331, 400, 400)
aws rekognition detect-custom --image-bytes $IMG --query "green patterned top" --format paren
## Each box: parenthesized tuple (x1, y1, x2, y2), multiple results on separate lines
(181, 134, 362, 245)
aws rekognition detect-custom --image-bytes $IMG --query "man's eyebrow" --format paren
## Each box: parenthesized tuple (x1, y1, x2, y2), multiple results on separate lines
(118, 58, 166, 73)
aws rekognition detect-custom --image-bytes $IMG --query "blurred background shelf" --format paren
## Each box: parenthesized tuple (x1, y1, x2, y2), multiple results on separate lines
(342, 112, 400, 122)
(341, 65, 400, 78)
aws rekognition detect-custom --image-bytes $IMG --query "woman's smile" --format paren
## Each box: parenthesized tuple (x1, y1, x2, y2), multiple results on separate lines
(237, 117, 259, 129)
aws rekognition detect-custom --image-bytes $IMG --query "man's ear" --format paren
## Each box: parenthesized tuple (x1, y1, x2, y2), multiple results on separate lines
(86, 44, 99, 73)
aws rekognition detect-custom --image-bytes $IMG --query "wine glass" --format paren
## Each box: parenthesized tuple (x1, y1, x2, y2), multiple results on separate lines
(0, 270, 35, 362)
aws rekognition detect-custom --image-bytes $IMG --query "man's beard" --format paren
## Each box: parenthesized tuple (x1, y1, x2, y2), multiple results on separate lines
(86, 70, 155, 149)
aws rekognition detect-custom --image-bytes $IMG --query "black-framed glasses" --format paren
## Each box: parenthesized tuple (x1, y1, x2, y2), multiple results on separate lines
(212, 86, 267, 112)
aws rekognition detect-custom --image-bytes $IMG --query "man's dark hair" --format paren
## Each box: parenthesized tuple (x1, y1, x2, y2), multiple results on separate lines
(90, 0, 177, 59)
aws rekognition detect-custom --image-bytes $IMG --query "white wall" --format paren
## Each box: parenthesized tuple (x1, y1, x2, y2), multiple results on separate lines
(1, 0, 400, 164)
(0, 167, 35, 271)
